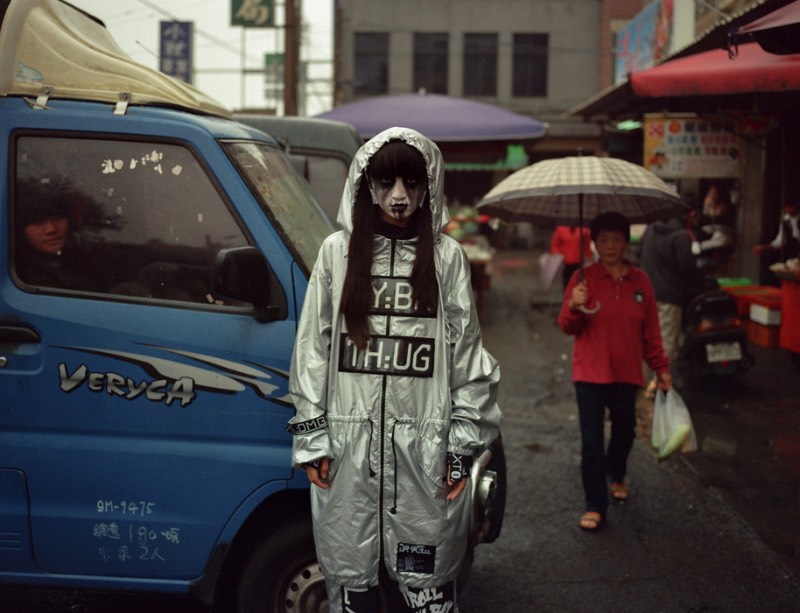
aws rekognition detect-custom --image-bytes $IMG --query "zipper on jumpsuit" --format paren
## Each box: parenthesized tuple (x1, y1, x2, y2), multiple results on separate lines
(378, 238, 397, 564)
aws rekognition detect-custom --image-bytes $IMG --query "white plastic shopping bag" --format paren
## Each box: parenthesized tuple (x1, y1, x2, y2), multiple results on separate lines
(651, 389, 697, 460)
(538, 252, 564, 292)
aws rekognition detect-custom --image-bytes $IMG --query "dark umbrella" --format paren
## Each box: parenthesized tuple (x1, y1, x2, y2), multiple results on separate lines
(315, 92, 547, 142)
(477, 155, 687, 311)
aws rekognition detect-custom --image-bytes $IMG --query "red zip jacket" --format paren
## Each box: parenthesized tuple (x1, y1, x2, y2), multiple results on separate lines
(550, 225, 593, 265)
(557, 261, 669, 386)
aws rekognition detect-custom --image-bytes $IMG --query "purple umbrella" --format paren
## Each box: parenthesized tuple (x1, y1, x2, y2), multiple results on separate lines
(315, 92, 547, 142)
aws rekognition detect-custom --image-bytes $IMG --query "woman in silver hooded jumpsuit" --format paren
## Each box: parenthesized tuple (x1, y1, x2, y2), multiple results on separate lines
(288, 127, 502, 612)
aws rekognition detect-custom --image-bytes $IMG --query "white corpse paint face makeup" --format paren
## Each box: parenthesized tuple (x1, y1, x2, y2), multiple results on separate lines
(371, 175, 425, 227)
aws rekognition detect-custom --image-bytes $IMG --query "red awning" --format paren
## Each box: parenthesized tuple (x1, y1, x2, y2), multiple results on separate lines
(630, 42, 800, 97)
(739, 0, 800, 32)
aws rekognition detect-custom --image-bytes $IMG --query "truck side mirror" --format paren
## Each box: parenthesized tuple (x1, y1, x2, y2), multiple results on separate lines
(213, 247, 287, 322)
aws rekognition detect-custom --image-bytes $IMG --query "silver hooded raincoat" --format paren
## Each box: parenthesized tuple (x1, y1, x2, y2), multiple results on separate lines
(288, 127, 502, 592)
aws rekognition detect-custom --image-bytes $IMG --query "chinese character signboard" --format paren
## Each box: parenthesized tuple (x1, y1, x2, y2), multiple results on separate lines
(160, 21, 192, 84)
(644, 114, 741, 179)
(613, 0, 696, 84)
(264, 53, 284, 99)
(265, 53, 284, 72)
(232, 0, 275, 27)
(614, 0, 671, 83)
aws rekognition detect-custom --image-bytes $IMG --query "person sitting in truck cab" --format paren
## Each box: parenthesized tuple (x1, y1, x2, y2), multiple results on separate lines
(14, 180, 103, 292)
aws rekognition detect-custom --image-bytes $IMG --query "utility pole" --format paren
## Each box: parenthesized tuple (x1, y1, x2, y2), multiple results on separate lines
(284, 0, 300, 115)
(333, 0, 343, 106)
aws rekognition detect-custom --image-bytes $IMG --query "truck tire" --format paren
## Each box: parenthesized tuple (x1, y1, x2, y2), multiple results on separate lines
(236, 517, 327, 613)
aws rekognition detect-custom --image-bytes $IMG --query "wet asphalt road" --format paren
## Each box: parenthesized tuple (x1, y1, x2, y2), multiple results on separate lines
(459, 250, 800, 612)
(2, 248, 800, 612)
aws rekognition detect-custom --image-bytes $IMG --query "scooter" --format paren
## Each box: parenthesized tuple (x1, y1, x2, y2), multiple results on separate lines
(676, 257, 755, 377)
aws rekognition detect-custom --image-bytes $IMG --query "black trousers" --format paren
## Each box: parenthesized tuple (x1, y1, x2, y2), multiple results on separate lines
(575, 381, 638, 515)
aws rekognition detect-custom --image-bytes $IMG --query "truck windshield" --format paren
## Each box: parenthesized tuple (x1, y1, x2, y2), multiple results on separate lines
(224, 141, 333, 273)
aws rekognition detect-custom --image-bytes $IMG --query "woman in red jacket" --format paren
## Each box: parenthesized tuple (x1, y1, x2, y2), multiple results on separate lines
(550, 225, 593, 291)
(557, 212, 672, 531)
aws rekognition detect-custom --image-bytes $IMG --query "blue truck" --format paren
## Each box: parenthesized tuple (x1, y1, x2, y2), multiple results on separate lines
(0, 1, 505, 611)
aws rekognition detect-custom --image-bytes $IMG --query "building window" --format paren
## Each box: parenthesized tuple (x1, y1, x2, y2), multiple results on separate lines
(354, 32, 388, 96)
(513, 33, 548, 97)
(463, 33, 497, 97)
(414, 33, 448, 94)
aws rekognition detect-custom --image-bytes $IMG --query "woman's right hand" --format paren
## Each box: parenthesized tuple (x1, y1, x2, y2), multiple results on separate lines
(305, 457, 331, 489)
(569, 280, 589, 309)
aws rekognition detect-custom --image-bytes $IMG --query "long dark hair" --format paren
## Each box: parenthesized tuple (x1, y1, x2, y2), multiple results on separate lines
(341, 141, 438, 350)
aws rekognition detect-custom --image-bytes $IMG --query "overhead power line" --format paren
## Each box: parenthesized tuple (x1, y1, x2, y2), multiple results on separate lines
(132, 0, 264, 64)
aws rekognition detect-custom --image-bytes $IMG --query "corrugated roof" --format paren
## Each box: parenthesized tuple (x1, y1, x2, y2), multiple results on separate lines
(568, 0, 798, 120)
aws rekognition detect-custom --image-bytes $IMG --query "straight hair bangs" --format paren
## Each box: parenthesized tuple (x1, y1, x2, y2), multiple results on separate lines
(368, 140, 428, 183)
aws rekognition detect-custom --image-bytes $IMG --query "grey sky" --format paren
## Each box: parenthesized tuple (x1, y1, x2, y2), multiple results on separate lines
(68, 0, 335, 115)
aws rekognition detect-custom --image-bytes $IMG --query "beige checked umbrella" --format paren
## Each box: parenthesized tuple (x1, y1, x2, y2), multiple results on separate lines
(478, 155, 687, 296)
(477, 155, 686, 226)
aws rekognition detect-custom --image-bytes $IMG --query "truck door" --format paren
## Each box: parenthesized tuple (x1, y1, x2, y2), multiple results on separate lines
(0, 130, 302, 579)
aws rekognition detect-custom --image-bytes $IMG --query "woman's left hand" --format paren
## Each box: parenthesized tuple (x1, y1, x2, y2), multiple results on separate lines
(446, 477, 468, 501)
(657, 371, 673, 392)
(445, 452, 472, 500)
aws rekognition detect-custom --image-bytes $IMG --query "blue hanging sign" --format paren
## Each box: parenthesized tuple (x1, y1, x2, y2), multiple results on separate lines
(159, 21, 193, 84)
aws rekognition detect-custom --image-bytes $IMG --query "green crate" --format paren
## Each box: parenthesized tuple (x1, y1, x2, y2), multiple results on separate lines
(718, 277, 752, 287)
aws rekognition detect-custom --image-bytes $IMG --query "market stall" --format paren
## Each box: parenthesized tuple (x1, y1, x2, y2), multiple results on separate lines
(445, 208, 495, 319)
(722, 259, 800, 357)
(773, 260, 800, 356)
(461, 238, 493, 318)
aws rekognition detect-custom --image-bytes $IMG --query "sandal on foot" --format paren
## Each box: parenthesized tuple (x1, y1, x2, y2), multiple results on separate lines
(610, 482, 629, 501)
(579, 511, 603, 531)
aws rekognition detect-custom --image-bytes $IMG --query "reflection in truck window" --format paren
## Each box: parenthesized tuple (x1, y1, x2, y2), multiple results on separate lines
(13, 136, 250, 304)
(223, 141, 333, 274)
(303, 153, 350, 223)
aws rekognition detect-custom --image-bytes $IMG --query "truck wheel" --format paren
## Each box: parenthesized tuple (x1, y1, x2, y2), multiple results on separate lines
(236, 518, 327, 613)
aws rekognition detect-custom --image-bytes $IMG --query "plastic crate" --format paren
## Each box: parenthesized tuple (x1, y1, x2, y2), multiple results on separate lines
(720, 285, 782, 317)
(745, 319, 780, 348)
(749, 294, 782, 325)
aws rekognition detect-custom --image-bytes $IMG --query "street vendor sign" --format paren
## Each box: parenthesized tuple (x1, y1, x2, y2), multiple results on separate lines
(159, 21, 192, 84)
(231, 0, 275, 27)
(644, 114, 741, 178)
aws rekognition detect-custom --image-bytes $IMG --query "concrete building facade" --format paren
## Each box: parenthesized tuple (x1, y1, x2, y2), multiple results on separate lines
(333, 0, 611, 157)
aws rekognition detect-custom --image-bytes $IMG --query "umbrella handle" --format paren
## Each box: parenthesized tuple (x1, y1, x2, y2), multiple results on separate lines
(578, 300, 601, 315)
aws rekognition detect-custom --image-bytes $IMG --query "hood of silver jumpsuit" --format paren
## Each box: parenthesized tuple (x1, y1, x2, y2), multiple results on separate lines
(336, 126, 450, 237)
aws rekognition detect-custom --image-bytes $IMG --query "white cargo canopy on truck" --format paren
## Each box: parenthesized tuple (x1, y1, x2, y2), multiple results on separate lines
(0, 0, 231, 118)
